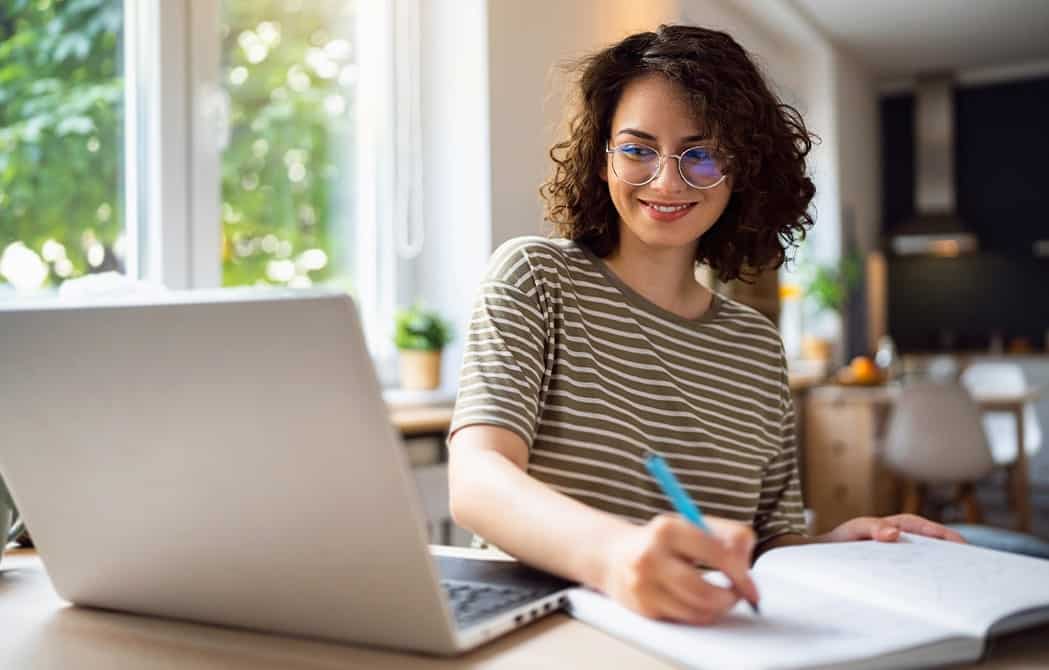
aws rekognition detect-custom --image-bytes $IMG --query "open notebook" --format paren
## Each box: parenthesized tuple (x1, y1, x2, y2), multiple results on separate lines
(566, 534, 1049, 670)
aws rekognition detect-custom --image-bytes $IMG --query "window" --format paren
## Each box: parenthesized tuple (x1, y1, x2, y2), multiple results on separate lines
(0, 0, 126, 293)
(2, 0, 419, 366)
(218, 1, 358, 293)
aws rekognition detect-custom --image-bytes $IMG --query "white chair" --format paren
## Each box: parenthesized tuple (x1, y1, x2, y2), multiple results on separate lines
(925, 355, 961, 383)
(960, 362, 1042, 466)
(883, 382, 995, 522)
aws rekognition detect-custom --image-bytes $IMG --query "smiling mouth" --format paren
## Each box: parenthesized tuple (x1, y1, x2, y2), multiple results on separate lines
(638, 199, 697, 213)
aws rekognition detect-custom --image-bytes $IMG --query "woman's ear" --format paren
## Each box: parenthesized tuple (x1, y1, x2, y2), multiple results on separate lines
(599, 164, 608, 182)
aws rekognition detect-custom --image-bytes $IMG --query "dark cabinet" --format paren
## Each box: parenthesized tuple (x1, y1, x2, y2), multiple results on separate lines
(956, 78, 1049, 255)
(882, 77, 1049, 256)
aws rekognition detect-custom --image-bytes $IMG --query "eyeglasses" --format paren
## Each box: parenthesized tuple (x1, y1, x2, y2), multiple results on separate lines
(605, 142, 729, 190)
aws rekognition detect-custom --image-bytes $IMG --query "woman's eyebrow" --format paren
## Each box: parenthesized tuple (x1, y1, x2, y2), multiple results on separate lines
(615, 128, 710, 143)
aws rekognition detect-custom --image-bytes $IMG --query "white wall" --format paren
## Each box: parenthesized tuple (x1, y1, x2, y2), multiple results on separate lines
(835, 50, 881, 255)
(680, 0, 808, 107)
(417, 0, 492, 389)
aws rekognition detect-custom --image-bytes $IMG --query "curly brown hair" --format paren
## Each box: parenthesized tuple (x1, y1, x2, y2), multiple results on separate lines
(540, 24, 816, 282)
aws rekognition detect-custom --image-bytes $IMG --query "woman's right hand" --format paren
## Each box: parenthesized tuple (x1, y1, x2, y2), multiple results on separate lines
(598, 513, 759, 625)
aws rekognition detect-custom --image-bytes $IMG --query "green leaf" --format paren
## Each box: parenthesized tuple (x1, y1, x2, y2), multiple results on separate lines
(54, 33, 91, 63)
(55, 115, 94, 135)
(393, 304, 453, 351)
(21, 114, 52, 142)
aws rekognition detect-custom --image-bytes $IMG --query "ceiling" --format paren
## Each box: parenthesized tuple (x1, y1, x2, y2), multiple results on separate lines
(790, 0, 1049, 81)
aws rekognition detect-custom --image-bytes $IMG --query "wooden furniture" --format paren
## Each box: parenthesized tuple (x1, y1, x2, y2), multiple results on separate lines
(388, 402, 457, 544)
(804, 384, 1041, 534)
(804, 386, 899, 533)
(0, 548, 673, 669)
(390, 405, 455, 440)
(3, 547, 1048, 669)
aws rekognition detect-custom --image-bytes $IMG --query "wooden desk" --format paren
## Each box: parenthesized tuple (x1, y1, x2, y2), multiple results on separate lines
(2, 548, 1048, 668)
(805, 385, 1041, 533)
(0, 549, 672, 670)
(390, 405, 454, 440)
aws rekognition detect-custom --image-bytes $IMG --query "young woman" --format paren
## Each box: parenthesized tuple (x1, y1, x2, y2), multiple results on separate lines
(447, 24, 961, 625)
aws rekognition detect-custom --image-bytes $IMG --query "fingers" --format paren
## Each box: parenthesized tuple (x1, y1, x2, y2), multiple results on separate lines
(659, 556, 739, 619)
(838, 514, 968, 543)
(638, 584, 724, 625)
(610, 522, 742, 625)
(704, 518, 761, 607)
(883, 514, 967, 543)
(652, 514, 760, 607)
(632, 556, 739, 624)
(865, 519, 900, 542)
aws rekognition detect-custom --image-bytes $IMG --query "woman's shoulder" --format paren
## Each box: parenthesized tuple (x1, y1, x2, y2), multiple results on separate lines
(710, 295, 787, 358)
(485, 236, 586, 282)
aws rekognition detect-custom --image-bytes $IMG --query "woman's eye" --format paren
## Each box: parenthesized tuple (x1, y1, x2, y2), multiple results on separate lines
(620, 144, 655, 158)
(684, 147, 713, 162)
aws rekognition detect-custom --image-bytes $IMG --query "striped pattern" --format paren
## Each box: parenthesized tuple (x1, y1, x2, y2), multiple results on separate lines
(451, 236, 806, 544)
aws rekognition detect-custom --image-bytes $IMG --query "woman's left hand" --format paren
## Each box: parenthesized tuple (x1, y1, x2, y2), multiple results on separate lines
(822, 514, 966, 544)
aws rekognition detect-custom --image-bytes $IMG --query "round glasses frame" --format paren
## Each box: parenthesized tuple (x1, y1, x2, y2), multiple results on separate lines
(605, 141, 729, 190)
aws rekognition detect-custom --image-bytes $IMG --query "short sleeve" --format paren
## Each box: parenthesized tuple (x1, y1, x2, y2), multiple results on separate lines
(753, 391, 808, 544)
(449, 248, 550, 449)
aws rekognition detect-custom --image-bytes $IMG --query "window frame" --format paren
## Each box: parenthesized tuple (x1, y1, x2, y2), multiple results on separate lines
(125, 0, 410, 372)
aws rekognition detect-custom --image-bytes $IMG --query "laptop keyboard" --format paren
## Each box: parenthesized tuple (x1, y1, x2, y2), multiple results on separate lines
(440, 578, 546, 628)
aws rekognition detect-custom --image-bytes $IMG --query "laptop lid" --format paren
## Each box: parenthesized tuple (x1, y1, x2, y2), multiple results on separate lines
(0, 290, 464, 654)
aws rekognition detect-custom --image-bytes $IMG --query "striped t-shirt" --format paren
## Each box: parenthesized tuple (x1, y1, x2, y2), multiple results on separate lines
(450, 236, 806, 545)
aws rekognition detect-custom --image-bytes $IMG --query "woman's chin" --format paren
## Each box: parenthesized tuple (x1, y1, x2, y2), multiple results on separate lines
(627, 222, 707, 251)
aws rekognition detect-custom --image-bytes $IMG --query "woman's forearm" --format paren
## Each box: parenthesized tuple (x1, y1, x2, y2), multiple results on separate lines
(448, 438, 634, 590)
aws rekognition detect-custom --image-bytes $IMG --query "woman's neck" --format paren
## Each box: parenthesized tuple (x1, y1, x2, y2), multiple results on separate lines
(603, 235, 711, 320)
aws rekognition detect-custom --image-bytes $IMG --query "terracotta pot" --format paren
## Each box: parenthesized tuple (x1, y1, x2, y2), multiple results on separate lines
(399, 349, 442, 390)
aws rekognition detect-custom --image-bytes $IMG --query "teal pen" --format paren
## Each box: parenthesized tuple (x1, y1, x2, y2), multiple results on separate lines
(645, 452, 760, 615)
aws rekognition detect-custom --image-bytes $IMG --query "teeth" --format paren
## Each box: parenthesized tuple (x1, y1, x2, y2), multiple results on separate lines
(648, 202, 691, 213)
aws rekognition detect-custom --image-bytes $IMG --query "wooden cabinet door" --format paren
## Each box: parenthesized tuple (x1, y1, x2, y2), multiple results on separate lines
(804, 400, 877, 534)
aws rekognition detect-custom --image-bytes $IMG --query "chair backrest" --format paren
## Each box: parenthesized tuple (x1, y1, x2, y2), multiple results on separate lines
(924, 355, 960, 383)
(960, 362, 1026, 394)
(961, 362, 1043, 451)
(884, 381, 995, 483)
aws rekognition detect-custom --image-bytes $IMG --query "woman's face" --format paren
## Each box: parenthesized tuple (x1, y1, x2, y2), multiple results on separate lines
(603, 74, 733, 255)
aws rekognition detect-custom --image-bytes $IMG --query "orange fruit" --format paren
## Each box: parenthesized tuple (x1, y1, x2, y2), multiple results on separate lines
(849, 356, 879, 383)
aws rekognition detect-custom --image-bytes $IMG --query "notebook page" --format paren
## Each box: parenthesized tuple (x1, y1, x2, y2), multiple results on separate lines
(565, 570, 971, 670)
(754, 534, 1049, 638)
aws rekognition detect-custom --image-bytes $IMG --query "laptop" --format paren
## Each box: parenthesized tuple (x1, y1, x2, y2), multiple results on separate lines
(0, 289, 571, 655)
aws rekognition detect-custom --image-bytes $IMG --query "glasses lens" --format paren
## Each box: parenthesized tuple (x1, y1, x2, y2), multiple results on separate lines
(680, 146, 724, 188)
(611, 144, 659, 185)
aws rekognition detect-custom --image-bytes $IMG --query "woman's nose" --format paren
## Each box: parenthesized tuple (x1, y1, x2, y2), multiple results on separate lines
(649, 156, 688, 192)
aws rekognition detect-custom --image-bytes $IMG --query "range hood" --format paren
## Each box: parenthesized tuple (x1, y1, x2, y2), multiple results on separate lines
(889, 74, 978, 257)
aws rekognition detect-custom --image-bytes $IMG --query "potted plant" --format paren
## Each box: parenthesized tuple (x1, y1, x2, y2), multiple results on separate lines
(394, 304, 453, 390)
(799, 253, 862, 365)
